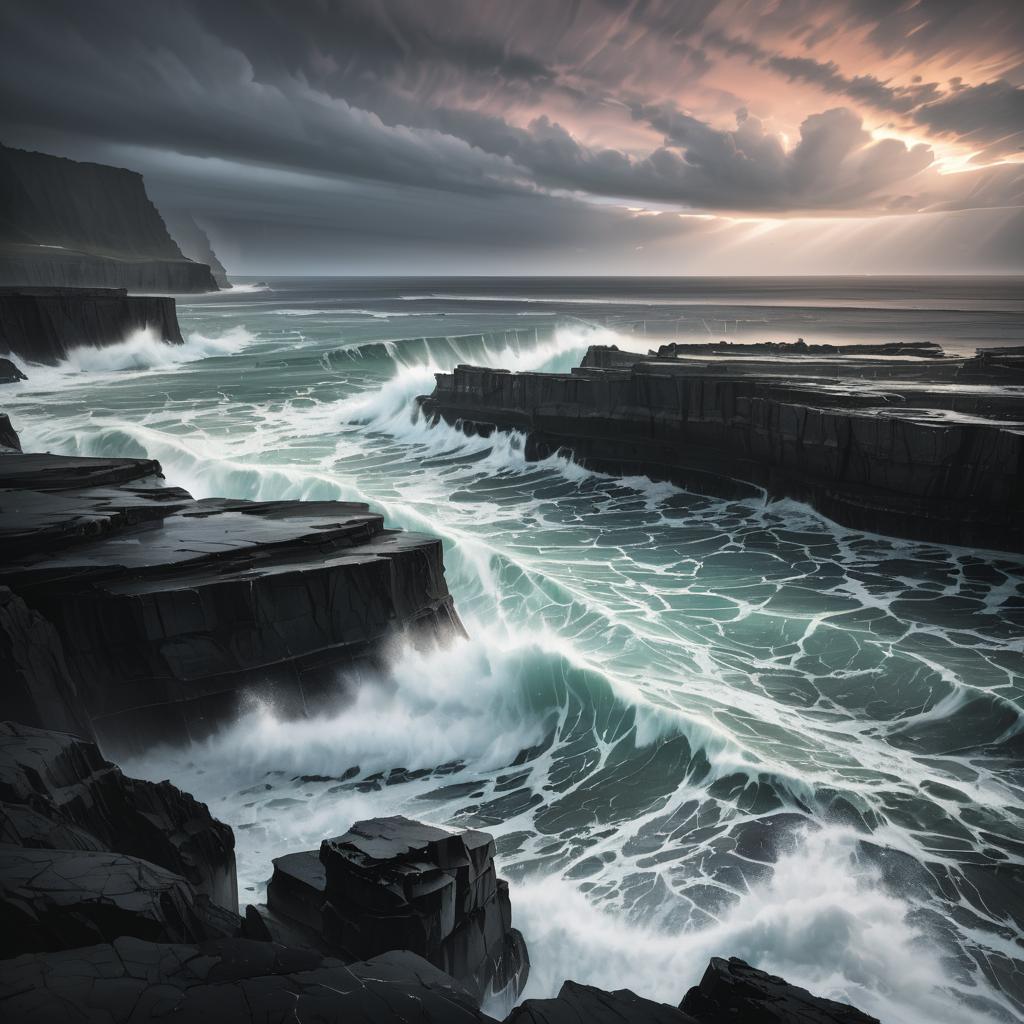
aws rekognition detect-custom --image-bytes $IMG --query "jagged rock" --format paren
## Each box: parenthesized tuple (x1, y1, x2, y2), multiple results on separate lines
(0, 590, 94, 739)
(0, 286, 183, 365)
(0, 412, 20, 450)
(0, 452, 463, 751)
(0, 143, 218, 292)
(0, 357, 26, 384)
(0, 847, 238, 957)
(509, 980, 697, 1022)
(0, 722, 237, 910)
(316, 816, 529, 1005)
(0, 939, 496, 1023)
(680, 957, 880, 1023)
(420, 352, 1024, 552)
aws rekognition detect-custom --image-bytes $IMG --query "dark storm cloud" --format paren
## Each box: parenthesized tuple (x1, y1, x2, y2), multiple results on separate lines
(914, 81, 1024, 160)
(0, 0, 1020, 271)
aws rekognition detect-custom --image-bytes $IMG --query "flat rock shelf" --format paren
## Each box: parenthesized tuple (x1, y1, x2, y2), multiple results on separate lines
(419, 341, 1024, 552)
(0, 427, 464, 752)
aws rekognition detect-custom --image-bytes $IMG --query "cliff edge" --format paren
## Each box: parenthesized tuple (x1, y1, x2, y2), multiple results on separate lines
(0, 144, 218, 293)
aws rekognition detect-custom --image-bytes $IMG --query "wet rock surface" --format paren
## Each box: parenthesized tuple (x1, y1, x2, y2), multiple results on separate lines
(245, 815, 530, 1006)
(680, 956, 881, 1022)
(420, 344, 1024, 551)
(0, 939, 496, 1023)
(509, 980, 697, 1023)
(0, 447, 463, 750)
(0, 722, 237, 910)
(0, 286, 183, 365)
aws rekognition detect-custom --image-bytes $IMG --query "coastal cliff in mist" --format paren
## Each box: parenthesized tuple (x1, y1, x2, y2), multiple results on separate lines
(0, 144, 218, 292)
(158, 208, 230, 288)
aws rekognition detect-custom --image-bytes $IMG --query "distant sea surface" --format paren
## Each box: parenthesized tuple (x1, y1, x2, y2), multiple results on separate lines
(5, 276, 1023, 1023)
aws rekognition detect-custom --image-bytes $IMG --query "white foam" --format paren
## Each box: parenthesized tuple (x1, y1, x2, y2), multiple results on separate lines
(22, 324, 255, 377)
(512, 827, 1008, 1023)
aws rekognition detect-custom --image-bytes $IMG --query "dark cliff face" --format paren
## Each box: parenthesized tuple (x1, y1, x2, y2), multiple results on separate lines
(419, 348, 1024, 552)
(0, 286, 183, 364)
(0, 144, 218, 292)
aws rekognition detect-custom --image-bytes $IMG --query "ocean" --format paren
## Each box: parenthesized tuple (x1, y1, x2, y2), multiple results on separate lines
(5, 276, 1023, 1022)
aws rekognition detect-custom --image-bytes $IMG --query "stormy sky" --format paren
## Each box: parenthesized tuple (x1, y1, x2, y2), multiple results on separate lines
(1, 0, 1021, 274)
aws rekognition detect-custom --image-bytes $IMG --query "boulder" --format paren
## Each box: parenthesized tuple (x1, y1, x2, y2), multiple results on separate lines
(680, 956, 880, 1023)
(244, 816, 530, 1006)
(319, 816, 529, 1004)
(0, 721, 237, 911)
(0, 938, 496, 1023)
(509, 980, 697, 1023)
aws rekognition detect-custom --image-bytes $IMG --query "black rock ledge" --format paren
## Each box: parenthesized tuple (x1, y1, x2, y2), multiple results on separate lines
(0, 420, 464, 752)
(418, 342, 1024, 552)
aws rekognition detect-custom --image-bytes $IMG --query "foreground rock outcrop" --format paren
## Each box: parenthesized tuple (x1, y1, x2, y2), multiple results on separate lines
(0, 436, 463, 751)
(0, 286, 183, 365)
(0, 144, 218, 293)
(0, 729, 878, 1023)
(0, 940, 494, 1023)
(681, 956, 879, 1022)
(246, 816, 530, 1005)
(420, 343, 1024, 552)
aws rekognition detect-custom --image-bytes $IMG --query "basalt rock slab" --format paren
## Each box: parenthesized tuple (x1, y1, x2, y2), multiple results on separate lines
(0, 938, 496, 1023)
(0, 722, 237, 911)
(248, 816, 530, 1007)
(509, 980, 698, 1023)
(419, 352, 1024, 552)
(0, 847, 237, 958)
(0, 286, 184, 365)
(680, 957, 880, 1023)
(0, 452, 463, 751)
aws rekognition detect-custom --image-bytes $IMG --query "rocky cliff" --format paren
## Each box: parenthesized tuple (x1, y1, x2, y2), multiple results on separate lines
(0, 144, 218, 292)
(0, 423, 464, 752)
(0, 286, 183, 364)
(419, 346, 1024, 552)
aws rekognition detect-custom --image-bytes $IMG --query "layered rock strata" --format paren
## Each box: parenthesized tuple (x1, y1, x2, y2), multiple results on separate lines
(245, 815, 530, 1006)
(0, 441, 463, 751)
(419, 346, 1024, 552)
(0, 286, 183, 365)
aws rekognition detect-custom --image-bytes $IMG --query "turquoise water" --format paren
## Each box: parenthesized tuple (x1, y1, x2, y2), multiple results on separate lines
(4, 277, 1023, 1022)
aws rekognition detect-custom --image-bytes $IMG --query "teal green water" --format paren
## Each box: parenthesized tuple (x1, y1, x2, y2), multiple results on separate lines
(5, 278, 1023, 1022)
